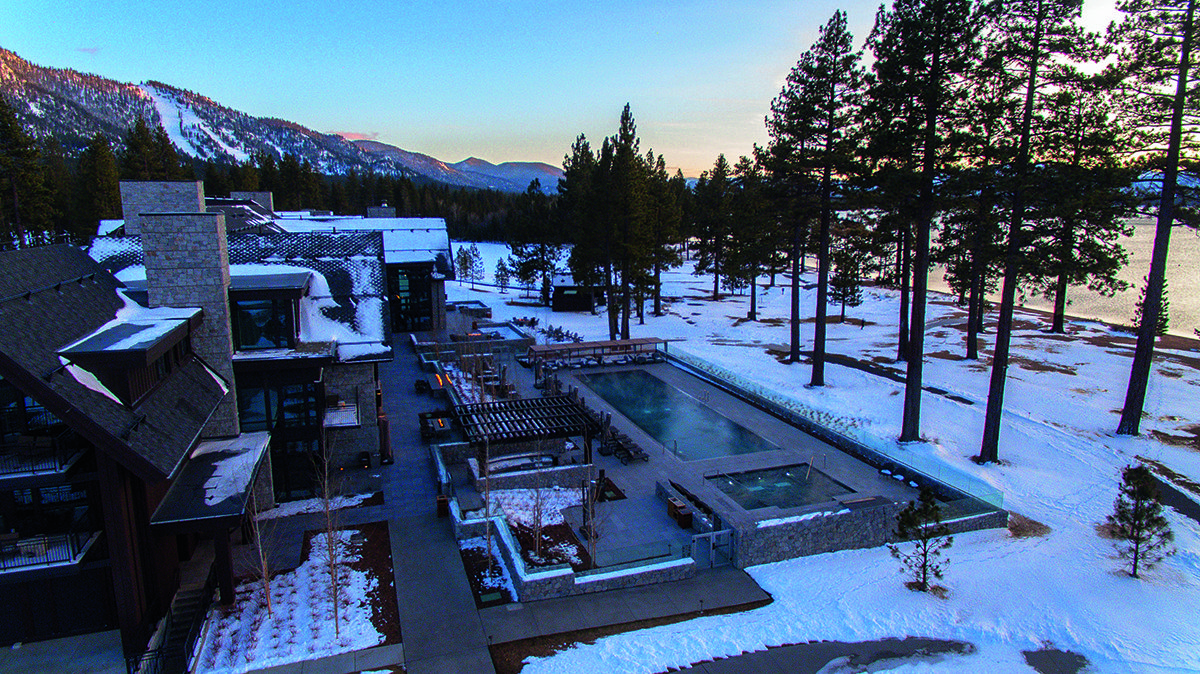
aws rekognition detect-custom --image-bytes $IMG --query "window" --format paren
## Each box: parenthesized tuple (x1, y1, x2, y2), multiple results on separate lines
(233, 298, 294, 350)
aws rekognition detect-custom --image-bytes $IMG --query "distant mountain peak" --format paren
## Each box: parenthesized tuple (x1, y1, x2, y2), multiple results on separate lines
(0, 46, 561, 194)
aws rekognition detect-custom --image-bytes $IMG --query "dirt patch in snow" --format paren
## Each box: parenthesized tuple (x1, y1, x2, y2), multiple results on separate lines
(1008, 513, 1052, 538)
(1008, 356, 1077, 375)
(509, 521, 592, 572)
(488, 596, 774, 674)
(1148, 424, 1200, 452)
(348, 522, 401, 645)
(460, 543, 514, 609)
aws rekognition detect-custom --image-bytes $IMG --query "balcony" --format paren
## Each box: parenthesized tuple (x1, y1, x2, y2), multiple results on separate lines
(0, 520, 101, 574)
(0, 427, 88, 479)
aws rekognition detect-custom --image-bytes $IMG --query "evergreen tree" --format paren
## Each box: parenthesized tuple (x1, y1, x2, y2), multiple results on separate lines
(979, 0, 1096, 463)
(887, 488, 953, 592)
(1106, 465, 1175, 578)
(692, 154, 734, 300)
(865, 0, 979, 441)
(508, 179, 562, 305)
(727, 154, 771, 320)
(494, 258, 511, 293)
(39, 138, 73, 237)
(1113, 0, 1200, 435)
(767, 10, 865, 385)
(1133, 276, 1171, 335)
(609, 104, 650, 338)
(1030, 76, 1138, 333)
(934, 42, 1016, 360)
(0, 95, 52, 243)
(830, 219, 871, 323)
(645, 152, 684, 316)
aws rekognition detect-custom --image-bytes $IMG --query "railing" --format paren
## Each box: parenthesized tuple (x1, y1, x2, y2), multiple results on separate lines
(663, 346, 1004, 511)
(577, 540, 691, 577)
(0, 522, 97, 572)
(126, 570, 216, 674)
(0, 427, 86, 476)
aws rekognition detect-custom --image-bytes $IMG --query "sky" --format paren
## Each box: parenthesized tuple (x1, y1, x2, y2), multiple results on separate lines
(2, 0, 1120, 177)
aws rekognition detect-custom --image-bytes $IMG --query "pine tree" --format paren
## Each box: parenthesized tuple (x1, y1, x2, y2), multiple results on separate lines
(1107, 465, 1175, 578)
(0, 95, 52, 243)
(865, 0, 980, 442)
(767, 10, 865, 386)
(508, 179, 562, 305)
(494, 258, 511, 293)
(830, 219, 871, 323)
(887, 488, 953, 592)
(1029, 75, 1137, 333)
(980, 0, 1096, 463)
(1113, 0, 1200, 435)
(693, 154, 734, 301)
(727, 154, 772, 320)
(77, 133, 121, 231)
(1133, 276, 1171, 335)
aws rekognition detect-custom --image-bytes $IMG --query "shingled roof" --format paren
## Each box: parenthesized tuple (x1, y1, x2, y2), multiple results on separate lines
(88, 231, 393, 362)
(0, 245, 226, 482)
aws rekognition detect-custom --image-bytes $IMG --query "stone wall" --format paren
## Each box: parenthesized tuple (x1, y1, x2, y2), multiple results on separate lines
(120, 181, 207, 235)
(467, 459, 591, 492)
(735, 503, 1007, 568)
(736, 503, 901, 567)
(140, 211, 240, 438)
(323, 362, 380, 467)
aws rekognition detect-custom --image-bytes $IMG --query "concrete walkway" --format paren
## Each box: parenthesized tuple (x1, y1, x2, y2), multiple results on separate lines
(377, 350, 496, 674)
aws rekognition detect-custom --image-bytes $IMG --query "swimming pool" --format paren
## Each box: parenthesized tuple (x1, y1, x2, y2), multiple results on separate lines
(708, 464, 853, 510)
(577, 369, 781, 461)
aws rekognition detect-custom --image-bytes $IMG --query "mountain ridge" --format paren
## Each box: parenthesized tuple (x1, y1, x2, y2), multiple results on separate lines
(0, 47, 562, 194)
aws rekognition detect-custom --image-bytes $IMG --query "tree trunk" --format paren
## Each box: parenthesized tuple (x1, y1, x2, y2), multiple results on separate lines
(789, 215, 803, 363)
(1051, 217, 1075, 333)
(901, 2, 947, 443)
(812, 159, 834, 387)
(1119, 0, 1195, 435)
(748, 267, 758, 321)
(897, 226, 911, 363)
(980, 1, 1045, 462)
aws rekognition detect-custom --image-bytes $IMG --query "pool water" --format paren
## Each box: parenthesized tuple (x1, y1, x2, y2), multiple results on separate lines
(708, 464, 853, 510)
(577, 369, 780, 461)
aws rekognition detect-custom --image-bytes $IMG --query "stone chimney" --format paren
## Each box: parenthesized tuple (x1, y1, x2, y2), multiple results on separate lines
(135, 182, 240, 438)
(230, 191, 275, 213)
(119, 181, 207, 235)
(366, 202, 395, 218)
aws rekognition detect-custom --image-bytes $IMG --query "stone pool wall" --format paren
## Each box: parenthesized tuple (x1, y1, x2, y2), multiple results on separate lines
(735, 502, 1009, 567)
(466, 458, 592, 492)
(736, 503, 900, 567)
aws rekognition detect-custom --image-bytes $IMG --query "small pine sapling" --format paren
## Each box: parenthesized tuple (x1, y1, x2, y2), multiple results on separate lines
(1107, 464, 1175, 578)
(887, 488, 953, 593)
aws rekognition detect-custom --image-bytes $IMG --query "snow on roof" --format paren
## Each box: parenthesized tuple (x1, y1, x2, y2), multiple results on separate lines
(190, 433, 270, 506)
(98, 219, 124, 236)
(272, 217, 451, 265)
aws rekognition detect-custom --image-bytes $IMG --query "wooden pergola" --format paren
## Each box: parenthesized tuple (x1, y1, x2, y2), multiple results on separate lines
(454, 395, 599, 447)
(527, 337, 669, 366)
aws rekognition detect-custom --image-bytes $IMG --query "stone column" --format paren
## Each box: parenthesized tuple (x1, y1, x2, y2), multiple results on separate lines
(119, 181, 207, 236)
(140, 212, 240, 438)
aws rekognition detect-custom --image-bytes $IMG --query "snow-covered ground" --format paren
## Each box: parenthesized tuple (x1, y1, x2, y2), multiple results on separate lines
(194, 530, 383, 674)
(450, 241, 1200, 673)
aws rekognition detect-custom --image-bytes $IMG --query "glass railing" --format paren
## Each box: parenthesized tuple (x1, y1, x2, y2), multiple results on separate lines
(663, 346, 1003, 511)
(577, 540, 692, 577)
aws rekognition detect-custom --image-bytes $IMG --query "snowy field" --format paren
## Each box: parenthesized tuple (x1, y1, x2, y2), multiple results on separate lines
(451, 241, 1200, 673)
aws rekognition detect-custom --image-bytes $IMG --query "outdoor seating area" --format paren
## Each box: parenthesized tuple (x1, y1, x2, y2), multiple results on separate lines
(599, 428, 650, 465)
(525, 337, 670, 375)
